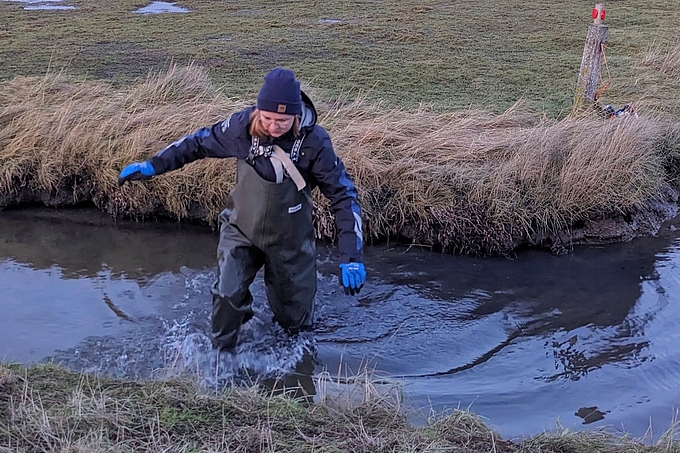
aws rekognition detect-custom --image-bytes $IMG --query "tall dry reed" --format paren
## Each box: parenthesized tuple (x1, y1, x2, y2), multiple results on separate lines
(1, 64, 678, 255)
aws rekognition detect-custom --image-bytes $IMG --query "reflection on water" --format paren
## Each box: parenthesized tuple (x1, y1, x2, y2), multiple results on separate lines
(0, 208, 217, 364)
(1, 207, 680, 441)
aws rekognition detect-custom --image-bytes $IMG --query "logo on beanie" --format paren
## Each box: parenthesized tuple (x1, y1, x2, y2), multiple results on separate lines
(277, 104, 287, 113)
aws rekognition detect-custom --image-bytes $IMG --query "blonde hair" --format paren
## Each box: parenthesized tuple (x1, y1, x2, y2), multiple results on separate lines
(249, 109, 300, 139)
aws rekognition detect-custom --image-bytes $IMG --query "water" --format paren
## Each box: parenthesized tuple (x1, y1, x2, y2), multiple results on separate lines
(1, 207, 680, 441)
(4, 0, 189, 13)
(132, 2, 190, 15)
(3, 0, 77, 10)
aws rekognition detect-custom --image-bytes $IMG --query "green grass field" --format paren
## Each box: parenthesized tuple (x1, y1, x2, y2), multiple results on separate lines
(1, 0, 678, 116)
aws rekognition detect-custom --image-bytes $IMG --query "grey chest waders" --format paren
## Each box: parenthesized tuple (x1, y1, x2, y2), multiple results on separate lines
(210, 145, 317, 350)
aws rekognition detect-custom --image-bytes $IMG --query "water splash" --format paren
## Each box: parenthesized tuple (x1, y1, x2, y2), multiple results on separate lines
(163, 311, 315, 388)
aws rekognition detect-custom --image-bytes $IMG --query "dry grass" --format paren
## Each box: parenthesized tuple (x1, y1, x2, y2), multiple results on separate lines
(1, 62, 679, 255)
(0, 63, 240, 222)
(641, 38, 680, 82)
(320, 96, 678, 254)
(1, 362, 679, 453)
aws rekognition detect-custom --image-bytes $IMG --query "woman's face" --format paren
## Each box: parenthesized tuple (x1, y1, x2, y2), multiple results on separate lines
(259, 111, 296, 138)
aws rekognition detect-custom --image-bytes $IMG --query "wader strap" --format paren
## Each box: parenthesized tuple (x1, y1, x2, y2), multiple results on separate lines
(247, 137, 272, 164)
(270, 155, 285, 183)
(290, 134, 306, 163)
(249, 135, 306, 164)
(272, 145, 306, 191)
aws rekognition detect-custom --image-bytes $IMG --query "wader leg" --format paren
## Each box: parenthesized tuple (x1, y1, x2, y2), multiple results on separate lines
(263, 241, 317, 333)
(211, 220, 264, 350)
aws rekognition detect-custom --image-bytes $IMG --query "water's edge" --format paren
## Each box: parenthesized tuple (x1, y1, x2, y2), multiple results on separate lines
(1, 183, 678, 257)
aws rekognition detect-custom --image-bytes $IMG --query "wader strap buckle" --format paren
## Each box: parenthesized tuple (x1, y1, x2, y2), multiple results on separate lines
(247, 137, 274, 164)
(248, 135, 306, 164)
(247, 137, 307, 189)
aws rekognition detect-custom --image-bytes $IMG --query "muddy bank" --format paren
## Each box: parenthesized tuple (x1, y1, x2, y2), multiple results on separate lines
(1, 183, 678, 257)
(531, 185, 680, 255)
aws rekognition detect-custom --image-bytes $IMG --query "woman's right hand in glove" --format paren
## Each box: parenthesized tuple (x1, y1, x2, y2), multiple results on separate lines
(118, 161, 156, 186)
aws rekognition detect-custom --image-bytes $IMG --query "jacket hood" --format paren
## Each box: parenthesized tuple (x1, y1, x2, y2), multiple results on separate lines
(299, 90, 318, 133)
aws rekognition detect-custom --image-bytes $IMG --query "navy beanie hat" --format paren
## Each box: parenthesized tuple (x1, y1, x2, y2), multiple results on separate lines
(257, 67, 302, 116)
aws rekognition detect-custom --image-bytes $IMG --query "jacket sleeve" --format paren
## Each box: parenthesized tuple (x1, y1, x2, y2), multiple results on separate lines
(149, 109, 249, 174)
(310, 134, 364, 263)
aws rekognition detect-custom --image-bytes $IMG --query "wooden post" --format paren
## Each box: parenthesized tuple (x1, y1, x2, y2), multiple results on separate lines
(572, 3, 609, 113)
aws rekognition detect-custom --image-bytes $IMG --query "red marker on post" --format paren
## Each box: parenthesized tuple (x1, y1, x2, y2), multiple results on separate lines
(592, 3, 606, 24)
(573, 3, 610, 113)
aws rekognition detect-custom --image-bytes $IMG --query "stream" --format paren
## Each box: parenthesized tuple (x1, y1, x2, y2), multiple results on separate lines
(1, 207, 679, 442)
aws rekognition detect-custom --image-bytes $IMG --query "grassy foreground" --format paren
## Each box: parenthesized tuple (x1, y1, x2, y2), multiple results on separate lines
(1, 363, 678, 453)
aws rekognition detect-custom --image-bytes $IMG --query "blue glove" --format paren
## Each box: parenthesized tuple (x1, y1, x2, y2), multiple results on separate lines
(118, 161, 156, 186)
(339, 262, 366, 296)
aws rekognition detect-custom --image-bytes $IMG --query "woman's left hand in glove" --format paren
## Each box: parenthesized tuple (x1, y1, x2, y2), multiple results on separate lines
(339, 262, 366, 295)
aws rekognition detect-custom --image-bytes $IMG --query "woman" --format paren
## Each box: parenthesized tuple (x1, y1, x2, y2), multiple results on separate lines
(118, 67, 366, 350)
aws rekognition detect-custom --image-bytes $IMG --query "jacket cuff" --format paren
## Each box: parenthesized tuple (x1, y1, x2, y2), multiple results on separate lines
(149, 157, 165, 175)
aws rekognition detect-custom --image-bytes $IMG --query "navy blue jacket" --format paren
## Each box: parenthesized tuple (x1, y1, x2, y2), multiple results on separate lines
(149, 95, 364, 263)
